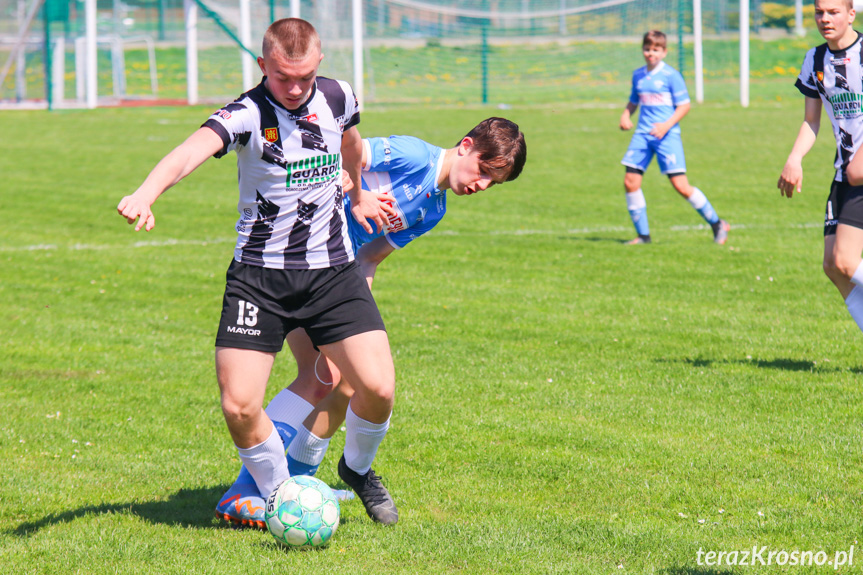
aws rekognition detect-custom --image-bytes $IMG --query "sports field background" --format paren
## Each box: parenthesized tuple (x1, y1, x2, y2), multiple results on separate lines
(2, 91, 862, 572)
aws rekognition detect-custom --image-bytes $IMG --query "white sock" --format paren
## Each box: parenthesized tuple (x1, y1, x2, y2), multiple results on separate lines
(687, 187, 708, 209)
(265, 388, 314, 428)
(343, 404, 390, 475)
(236, 425, 291, 497)
(851, 261, 863, 287)
(845, 285, 863, 333)
(287, 424, 331, 466)
(626, 189, 646, 211)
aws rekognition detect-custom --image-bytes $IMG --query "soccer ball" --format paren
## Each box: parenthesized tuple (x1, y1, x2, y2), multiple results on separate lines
(265, 476, 340, 547)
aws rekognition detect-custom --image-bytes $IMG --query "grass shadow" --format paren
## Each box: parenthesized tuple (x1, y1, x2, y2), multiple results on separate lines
(10, 481, 360, 538)
(10, 485, 224, 537)
(656, 356, 863, 374)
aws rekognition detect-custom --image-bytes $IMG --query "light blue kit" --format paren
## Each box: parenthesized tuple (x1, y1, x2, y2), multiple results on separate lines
(621, 61, 690, 175)
(347, 135, 448, 250)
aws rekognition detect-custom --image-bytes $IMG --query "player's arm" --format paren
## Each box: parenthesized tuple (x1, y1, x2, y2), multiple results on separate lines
(650, 102, 690, 139)
(778, 96, 822, 198)
(117, 127, 223, 231)
(342, 127, 396, 234)
(620, 102, 638, 131)
(356, 236, 395, 290)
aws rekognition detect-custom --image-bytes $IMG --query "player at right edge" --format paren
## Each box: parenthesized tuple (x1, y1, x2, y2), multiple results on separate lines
(779, 0, 863, 334)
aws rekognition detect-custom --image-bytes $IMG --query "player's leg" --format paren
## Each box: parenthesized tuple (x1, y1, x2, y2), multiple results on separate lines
(320, 330, 399, 525)
(216, 348, 290, 495)
(286, 378, 354, 476)
(219, 327, 339, 512)
(291, 261, 398, 523)
(659, 134, 729, 244)
(622, 134, 652, 244)
(821, 180, 863, 332)
(623, 170, 651, 245)
(825, 225, 863, 330)
(213, 347, 286, 529)
(212, 261, 292, 528)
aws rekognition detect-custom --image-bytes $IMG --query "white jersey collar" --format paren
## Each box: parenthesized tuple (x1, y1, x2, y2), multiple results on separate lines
(647, 61, 666, 76)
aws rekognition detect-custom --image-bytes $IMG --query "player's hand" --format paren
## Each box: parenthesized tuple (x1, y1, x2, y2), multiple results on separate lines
(777, 160, 803, 198)
(649, 122, 671, 140)
(619, 115, 633, 131)
(341, 170, 355, 193)
(350, 189, 397, 234)
(117, 193, 156, 231)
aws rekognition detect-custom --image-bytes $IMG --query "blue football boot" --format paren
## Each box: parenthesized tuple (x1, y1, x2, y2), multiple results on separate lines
(214, 465, 266, 530)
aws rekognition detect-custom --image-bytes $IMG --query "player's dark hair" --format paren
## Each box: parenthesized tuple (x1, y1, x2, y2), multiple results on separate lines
(263, 18, 321, 59)
(642, 30, 667, 49)
(462, 117, 527, 182)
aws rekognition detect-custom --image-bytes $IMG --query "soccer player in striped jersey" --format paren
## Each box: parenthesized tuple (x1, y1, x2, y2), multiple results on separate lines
(217, 118, 527, 528)
(779, 0, 863, 334)
(620, 30, 729, 245)
(118, 18, 403, 527)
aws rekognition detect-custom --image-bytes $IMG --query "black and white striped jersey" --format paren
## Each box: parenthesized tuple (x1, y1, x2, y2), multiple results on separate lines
(796, 32, 863, 182)
(203, 77, 360, 269)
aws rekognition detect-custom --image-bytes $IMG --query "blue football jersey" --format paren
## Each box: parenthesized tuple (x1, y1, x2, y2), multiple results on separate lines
(347, 135, 447, 250)
(629, 61, 690, 135)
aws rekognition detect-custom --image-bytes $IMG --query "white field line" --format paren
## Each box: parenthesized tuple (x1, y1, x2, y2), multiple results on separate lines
(0, 222, 822, 253)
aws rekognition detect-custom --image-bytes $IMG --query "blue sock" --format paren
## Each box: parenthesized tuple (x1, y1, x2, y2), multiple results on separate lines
(273, 420, 299, 454)
(287, 455, 319, 477)
(687, 187, 719, 225)
(626, 189, 650, 237)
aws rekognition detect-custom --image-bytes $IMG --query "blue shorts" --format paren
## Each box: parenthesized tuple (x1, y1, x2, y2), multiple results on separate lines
(621, 131, 687, 175)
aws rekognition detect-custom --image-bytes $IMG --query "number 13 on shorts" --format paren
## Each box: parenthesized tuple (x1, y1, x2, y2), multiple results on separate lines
(237, 300, 259, 327)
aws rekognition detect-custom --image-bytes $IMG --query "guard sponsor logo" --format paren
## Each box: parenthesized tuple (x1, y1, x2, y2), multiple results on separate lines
(831, 58, 851, 65)
(286, 154, 341, 186)
(828, 91, 863, 118)
(305, 113, 318, 122)
(265, 127, 279, 143)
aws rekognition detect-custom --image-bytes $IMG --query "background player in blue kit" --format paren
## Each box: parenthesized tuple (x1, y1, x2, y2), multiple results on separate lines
(620, 30, 730, 245)
(215, 117, 527, 528)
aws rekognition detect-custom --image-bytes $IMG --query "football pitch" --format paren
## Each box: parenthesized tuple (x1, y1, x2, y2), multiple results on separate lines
(1, 99, 862, 574)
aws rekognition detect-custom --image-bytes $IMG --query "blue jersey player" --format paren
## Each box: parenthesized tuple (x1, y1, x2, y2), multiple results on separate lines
(620, 30, 729, 245)
(215, 118, 527, 528)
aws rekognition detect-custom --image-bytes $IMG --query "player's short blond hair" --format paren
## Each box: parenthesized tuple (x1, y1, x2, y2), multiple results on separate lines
(642, 30, 667, 49)
(262, 18, 321, 60)
(815, 0, 854, 11)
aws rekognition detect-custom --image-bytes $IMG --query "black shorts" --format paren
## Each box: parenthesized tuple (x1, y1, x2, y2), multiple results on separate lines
(825, 179, 863, 236)
(215, 259, 385, 353)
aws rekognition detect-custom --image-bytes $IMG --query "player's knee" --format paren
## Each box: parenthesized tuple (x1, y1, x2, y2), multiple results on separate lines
(624, 174, 641, 192)
(220, 396, 260, 427)
(823, 257, 848, 282)
(356, 375, 395, 407)
(833, 255, 859, 280)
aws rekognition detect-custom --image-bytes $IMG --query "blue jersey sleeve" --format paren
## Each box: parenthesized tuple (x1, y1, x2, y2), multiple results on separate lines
(669, 69, 690, 106)
(364, 136, 432, 174)
(629, 70, 640, 105)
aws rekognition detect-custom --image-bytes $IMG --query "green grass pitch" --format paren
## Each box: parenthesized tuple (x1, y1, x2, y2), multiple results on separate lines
(1, 97, 861, 574)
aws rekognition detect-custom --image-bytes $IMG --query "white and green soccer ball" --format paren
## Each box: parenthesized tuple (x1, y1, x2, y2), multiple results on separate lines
(265, 476, 340, 547)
